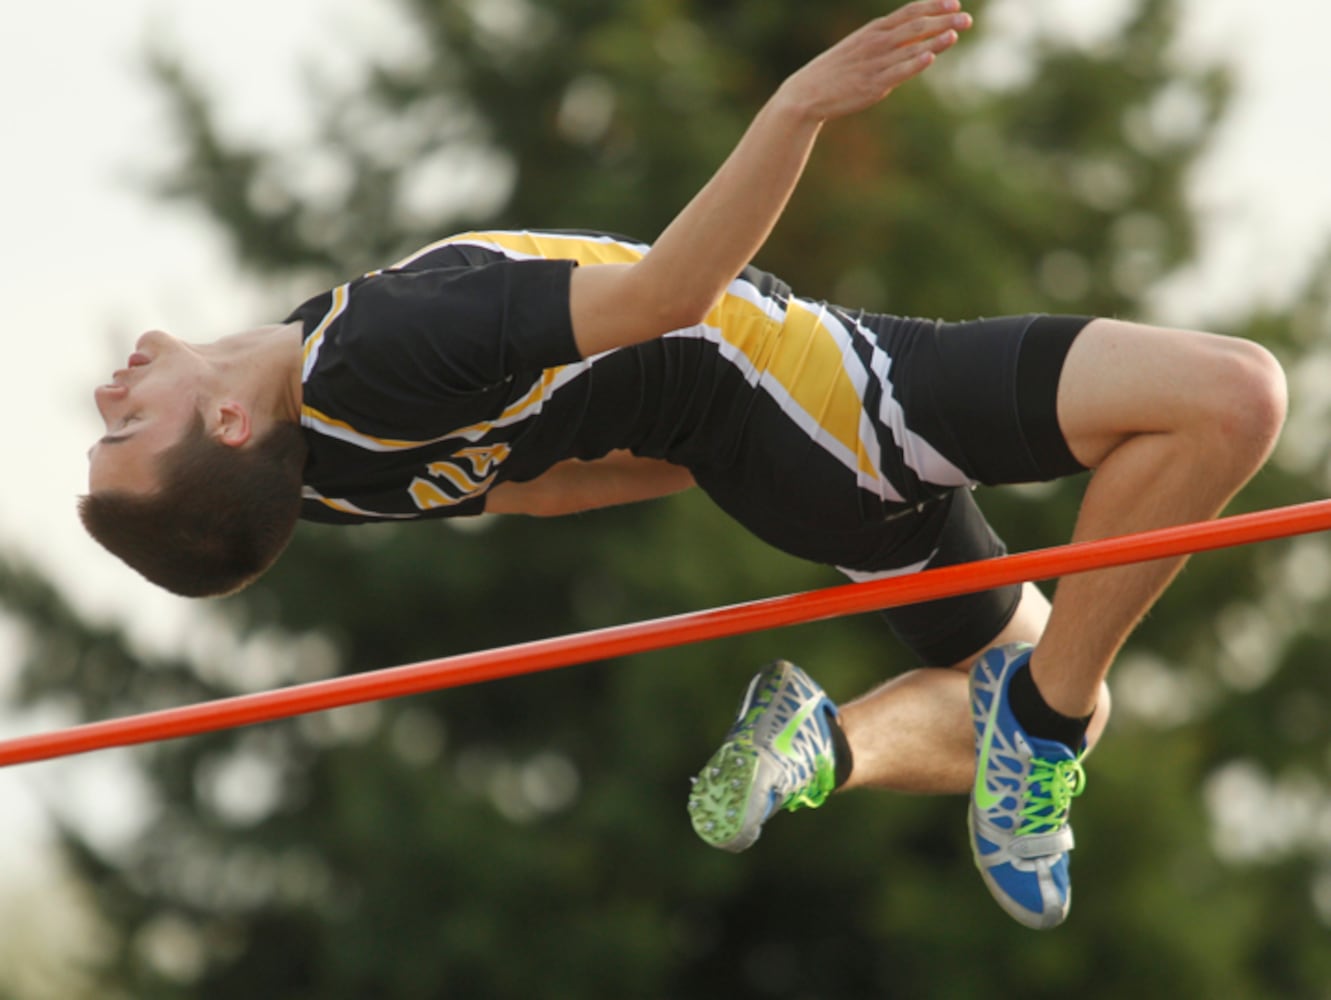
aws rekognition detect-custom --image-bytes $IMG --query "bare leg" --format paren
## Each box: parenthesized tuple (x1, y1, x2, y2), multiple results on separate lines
(835, 319, 1282, 794)
(1031, 319, 1286, 717)
(838, 583, 1110, 794)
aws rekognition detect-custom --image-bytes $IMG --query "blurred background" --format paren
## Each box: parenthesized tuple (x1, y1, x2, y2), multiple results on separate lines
(3, 0, 1331, 996)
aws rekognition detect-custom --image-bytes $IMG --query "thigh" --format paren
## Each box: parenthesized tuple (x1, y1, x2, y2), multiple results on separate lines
(1055, 317, 1284, 469)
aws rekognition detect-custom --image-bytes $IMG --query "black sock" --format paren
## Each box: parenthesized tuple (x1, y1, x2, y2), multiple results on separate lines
(1007, 663, 1092, 750)
(827, 709, 855, 788)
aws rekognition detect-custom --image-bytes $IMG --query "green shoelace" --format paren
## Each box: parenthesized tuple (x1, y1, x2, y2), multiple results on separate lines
(1017, 756, 1086, 836)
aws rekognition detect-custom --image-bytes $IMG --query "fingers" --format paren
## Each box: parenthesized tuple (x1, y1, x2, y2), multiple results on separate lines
(864, 2, 971, 84)
(774, 0, 971, 122)
(842, 2, 971, 80)
(898, 21, 968, 65)
(873, 35, 954, 91)
(884, 0, 969, 29)
(843, 12, 966, 95)
(875, 1, 972, 52)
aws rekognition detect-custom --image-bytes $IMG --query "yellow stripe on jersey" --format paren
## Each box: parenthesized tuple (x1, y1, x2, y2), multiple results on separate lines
(453, 443, 512, 477)
(409, 468, 497, 510)
(768, 299, 877, 480)
(704, 292, 878, 482)
(301, 283, 349, 380)
(395, 230, 649, 269)
(411, 477, 476, 510)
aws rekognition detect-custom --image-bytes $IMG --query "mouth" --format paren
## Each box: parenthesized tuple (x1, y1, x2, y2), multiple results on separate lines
(103, 350, 151, 388)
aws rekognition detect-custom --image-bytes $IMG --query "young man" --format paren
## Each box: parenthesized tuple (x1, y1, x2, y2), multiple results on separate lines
(82, 1, 1286, 929)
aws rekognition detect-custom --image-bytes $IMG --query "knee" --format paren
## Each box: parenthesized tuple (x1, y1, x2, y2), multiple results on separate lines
(1061, 320, 1286, 472)
(1200, 338, 1287, 470)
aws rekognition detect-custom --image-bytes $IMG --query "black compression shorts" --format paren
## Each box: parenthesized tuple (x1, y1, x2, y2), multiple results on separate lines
(694, 313, 1092, 666)
(855, 313, 1090, 664)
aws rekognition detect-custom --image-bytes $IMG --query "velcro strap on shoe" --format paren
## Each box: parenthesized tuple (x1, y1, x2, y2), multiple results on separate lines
(1008, 826, 1075, 859)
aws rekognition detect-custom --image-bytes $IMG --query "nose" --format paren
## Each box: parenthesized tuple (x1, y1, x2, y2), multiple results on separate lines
(135, 328, 177, 356)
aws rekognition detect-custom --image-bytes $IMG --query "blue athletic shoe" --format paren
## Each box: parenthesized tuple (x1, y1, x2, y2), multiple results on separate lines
(688, 661, 842, 852)
(968, 643, 1086, 930)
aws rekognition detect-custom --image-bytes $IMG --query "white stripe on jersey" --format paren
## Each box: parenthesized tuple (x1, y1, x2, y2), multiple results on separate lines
(837, 554, 934, 582)
(833, 304, 970, 488)
(300, 283, 349, 382)
(300, 485, 420, 519)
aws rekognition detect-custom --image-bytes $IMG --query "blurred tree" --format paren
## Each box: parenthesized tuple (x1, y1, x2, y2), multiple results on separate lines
(5, 0, 1331, 996)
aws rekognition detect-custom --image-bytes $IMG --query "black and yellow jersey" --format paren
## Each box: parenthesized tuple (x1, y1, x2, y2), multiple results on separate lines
(287, 228, 1089, 663)
(291, 228, 969, 532)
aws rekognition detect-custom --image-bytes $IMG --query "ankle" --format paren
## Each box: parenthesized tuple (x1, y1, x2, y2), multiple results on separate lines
(828, 709, 855, 788)
(1007, 661, 1091, 749)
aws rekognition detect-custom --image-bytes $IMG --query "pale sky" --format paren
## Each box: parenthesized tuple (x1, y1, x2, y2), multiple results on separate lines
(0, 0, 1328, 895)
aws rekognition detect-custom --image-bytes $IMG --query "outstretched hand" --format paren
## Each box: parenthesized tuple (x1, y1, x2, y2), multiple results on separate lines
(567, 0, 974, 359)
(776, 0, 972, 123)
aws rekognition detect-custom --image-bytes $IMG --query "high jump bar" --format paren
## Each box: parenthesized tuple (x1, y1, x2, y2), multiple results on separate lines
(3, 497, 1331, 769)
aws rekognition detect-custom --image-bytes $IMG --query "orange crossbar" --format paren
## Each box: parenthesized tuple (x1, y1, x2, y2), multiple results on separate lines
(3, 498, 1330, 768)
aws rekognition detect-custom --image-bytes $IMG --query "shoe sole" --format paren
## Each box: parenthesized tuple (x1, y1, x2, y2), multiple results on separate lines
(689, 741, 767, 853)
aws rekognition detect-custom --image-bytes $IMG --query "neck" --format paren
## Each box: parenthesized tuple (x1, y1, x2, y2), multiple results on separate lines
(207, 322, 305, 426)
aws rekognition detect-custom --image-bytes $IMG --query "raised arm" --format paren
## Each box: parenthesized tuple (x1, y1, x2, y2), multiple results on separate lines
(568, 0, 971, 358)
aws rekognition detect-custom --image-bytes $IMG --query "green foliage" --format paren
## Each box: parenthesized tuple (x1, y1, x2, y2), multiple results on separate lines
(6, 0, 1331, 996)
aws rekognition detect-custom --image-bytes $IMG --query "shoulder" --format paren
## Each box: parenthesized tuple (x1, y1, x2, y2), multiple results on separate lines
(393, 230, 650, 269)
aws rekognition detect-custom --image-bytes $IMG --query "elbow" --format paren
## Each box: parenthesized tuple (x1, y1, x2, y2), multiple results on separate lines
(644, 286, 717, 334)
(677, 295, 717, 330)
(626, 263, 718, 333)
(571, 262, 720, 357)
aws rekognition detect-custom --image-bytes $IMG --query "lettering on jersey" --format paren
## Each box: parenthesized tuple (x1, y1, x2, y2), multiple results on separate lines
(407, 444, 512, 510)
(452, 444, 511, 478)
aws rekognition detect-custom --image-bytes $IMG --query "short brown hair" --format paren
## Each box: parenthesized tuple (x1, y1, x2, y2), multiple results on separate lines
(80, 413, 307, 597)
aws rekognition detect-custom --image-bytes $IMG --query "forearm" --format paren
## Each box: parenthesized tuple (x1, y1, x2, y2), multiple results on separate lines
(569, 94, 819, 358)
(635, 95, 822, 326)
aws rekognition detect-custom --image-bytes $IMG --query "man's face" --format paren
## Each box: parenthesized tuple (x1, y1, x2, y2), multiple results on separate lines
(87, 330, 210, 496)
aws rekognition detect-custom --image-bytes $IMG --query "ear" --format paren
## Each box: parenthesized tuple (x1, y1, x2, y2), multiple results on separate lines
(212, 401, 253, 448)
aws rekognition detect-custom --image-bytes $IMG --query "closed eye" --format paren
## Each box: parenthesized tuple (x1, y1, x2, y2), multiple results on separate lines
(88, 429, 135, 460)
